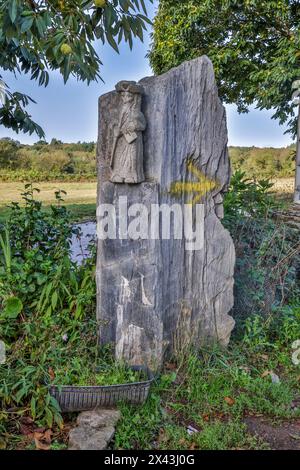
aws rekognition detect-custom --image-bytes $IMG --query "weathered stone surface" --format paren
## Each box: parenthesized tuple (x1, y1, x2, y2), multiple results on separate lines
(97, 182, 164, 368)
(109, 80, 146, 184)
(77, 409, 121, 428)
(68, 409, 120, 450)
(68, 425, 115, 451)
(96, 56, 235, 368)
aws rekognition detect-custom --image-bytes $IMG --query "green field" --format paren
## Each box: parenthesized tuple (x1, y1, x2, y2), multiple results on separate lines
(0, 181, 97, 223)
(0, 177, 295, 223)
(0, 140, 296, 224)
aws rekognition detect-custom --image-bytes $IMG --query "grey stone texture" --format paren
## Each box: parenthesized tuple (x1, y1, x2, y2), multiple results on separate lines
(110, 80, 146, 184)
(96, 56, 235, 369)
(68, 409, 120, 450)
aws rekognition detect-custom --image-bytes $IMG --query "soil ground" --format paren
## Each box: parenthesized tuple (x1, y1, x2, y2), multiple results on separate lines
(244, 416, 300, 450)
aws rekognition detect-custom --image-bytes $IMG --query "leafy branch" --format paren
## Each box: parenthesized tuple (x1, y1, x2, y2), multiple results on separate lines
(0, 0, 153, 138)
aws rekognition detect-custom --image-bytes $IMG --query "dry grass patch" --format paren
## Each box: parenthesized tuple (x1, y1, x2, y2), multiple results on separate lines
(0, 181, 97, 206)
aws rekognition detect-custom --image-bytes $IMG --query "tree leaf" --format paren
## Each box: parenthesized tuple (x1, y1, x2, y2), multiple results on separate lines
(106, 30, 119, 53)
(21, 17, 34, 33)
(8, 0, 18, 23)
(2, 296, 23, 319)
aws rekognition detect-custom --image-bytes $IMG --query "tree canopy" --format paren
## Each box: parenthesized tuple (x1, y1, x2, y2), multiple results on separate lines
(0, 0, 153, 138)
(149, 0, 300, 136)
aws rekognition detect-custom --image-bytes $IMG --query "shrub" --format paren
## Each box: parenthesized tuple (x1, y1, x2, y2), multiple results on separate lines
(0, 139, 19, 169)
(0, 141, 97, 182)
(0, 186, 96, 434)
(224, 171, 300, 321)
(229, 145, 296, 179)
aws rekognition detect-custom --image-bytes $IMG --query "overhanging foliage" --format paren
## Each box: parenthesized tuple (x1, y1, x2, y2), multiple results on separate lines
(149, 0, 300, 136)
(0, 0, 153, 138)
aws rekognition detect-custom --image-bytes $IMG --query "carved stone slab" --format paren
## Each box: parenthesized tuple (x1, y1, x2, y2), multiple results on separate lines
(96, 56, 235, 369)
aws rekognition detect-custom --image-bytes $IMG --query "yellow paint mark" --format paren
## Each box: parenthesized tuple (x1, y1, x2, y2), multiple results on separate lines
(169, 160, 218, 205)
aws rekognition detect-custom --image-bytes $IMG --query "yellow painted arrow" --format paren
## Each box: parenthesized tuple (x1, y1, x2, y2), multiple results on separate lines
(169, 160, 218, 205)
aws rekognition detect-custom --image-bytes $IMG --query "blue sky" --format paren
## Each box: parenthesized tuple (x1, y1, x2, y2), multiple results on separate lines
(0, 1, 294, 148)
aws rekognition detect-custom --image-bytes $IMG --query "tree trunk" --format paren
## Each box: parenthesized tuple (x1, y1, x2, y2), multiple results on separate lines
(294, 104, 300, 204)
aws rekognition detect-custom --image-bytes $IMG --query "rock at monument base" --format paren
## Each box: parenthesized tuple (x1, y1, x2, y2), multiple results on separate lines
(68, 409, 120, 450)
(96, 56, 236, 369)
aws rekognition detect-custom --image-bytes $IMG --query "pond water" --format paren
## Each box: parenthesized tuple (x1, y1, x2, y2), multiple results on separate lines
(70, 221, 96, 264)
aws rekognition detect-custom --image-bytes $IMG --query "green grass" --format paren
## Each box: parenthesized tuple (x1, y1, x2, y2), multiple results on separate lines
(62, 203, 96, 222)
(0, 181, 96, 203)
(2, 274, 299, 450)
(1, 175, 299, 450)
(0, 176, 294, 224)
(52, 355, 147, 386)
(0, 180, 97, 223)
(114, 346, 300, 450)
(159, 421, 267, 450)
(115, 305, 300, 450)
(0, 181, 97, 223)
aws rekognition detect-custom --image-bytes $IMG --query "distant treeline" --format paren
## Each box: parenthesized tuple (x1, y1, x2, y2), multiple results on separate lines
(0, 138, 296, 182)
(0, 138, 96, 181)
(229, 145, 296, 179)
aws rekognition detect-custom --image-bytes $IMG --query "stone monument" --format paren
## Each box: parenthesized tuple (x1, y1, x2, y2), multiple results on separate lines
(96, 56, 235, 370)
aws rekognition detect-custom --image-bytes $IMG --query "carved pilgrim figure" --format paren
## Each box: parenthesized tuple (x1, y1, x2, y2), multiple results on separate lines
(110, 81, 146, 184)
